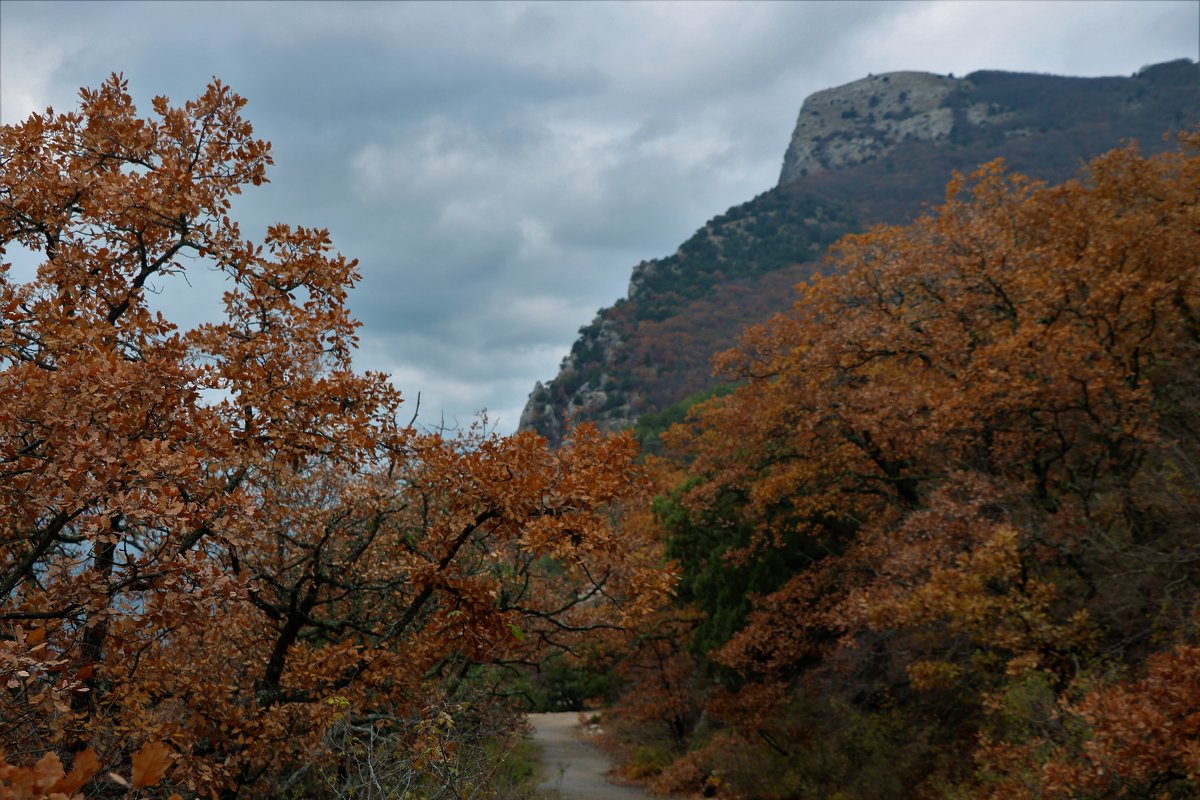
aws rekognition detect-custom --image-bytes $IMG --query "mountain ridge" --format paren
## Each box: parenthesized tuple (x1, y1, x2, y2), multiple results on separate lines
(519, 59, 1200, 447)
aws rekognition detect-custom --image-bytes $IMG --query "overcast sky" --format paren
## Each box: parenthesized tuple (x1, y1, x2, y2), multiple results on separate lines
(3, 1, 1197, 433)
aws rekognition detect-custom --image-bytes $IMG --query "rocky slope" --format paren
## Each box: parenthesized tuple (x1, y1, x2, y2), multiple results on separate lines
(520, 60, 1200, 447)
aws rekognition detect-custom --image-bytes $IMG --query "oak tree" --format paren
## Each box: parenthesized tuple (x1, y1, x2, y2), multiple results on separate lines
(1, 75, 670, 797)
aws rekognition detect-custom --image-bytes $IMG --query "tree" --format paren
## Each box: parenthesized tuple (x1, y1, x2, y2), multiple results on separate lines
(644, 133, 1200, 797)
(980, 627, 1200, 800)
(1, 75, 671, 797)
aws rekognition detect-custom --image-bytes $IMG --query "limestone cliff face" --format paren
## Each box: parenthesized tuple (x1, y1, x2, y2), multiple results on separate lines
(779, 71, 962, 184)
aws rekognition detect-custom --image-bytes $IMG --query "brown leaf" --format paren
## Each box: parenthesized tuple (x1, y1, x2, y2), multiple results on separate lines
(54, 748, 99, 793)
(130, 740, 172, 788)
(33, 751, 65, 786)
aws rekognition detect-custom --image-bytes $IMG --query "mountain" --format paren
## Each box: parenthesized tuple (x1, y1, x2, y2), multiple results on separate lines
(518, 59, 1200, 447)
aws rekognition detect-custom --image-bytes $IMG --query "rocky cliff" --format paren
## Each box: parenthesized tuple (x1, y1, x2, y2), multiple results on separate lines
(517, 313, 629, 437)
(779, 71, 960, 183)
(519, 60, 1200, 447)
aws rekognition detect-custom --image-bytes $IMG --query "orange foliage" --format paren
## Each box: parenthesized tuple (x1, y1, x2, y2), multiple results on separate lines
(980, 629, 1200, 800)
(1, 75, 671, 796)
(610, 607, 702, 746)
(657, 132, 1200, 795)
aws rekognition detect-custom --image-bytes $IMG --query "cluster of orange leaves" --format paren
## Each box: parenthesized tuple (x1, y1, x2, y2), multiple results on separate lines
(1, 739, 169, 800)
(981, 631, 1200, 799)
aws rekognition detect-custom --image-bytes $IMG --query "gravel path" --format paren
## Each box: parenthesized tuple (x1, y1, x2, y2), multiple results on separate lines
(527, 712, 653, 800)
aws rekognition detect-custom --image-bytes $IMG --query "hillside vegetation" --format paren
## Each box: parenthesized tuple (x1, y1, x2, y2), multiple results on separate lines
(606, 135, 1200, 800)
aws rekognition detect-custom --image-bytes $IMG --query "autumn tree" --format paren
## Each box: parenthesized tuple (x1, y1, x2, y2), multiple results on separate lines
(640, 134, 1200, 797)
(979, 626, 1200, 800)
(1, 75, 671, 798)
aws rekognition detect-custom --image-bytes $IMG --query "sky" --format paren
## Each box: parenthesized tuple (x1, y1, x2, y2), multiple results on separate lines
(2, 1, 1197, 433)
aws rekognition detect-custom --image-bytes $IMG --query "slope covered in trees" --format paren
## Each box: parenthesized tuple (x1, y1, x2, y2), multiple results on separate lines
(0, 76, 671, 799)
(608, 135, 1200, 799)
(520, 60, 1200, 447)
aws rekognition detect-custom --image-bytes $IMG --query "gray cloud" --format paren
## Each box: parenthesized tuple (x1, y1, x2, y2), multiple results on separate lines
(3, 0, 1197, 432)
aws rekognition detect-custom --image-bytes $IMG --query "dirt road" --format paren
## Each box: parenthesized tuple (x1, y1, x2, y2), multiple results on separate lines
(527, 712, 653, 800)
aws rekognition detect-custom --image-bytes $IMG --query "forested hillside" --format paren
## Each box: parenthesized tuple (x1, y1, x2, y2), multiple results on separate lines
(520, 59, 1200, 446)
(603, 135, 1200, 799)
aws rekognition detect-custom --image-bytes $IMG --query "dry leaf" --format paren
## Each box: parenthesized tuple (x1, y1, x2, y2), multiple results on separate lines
(131, 740, 172, 788)
(53, 748, 100, 794)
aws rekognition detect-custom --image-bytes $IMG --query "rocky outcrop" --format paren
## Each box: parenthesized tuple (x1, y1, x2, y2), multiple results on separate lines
(517, 381, 557, 437)
(519, 314, 635, 447)
(626, 260, 659, 300)
(779, 71, 960, 184)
